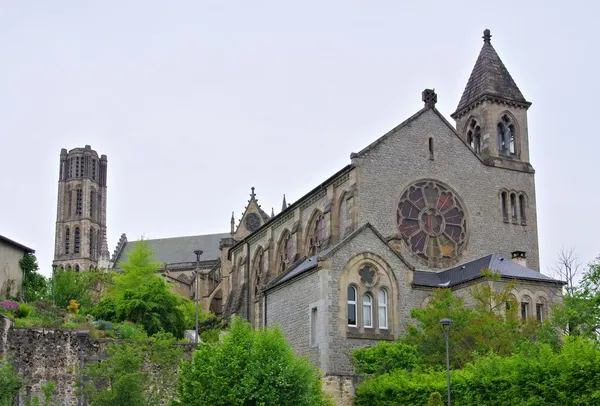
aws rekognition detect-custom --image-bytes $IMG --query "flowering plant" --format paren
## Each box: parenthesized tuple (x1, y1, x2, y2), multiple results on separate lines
(0, 300, 19, 311)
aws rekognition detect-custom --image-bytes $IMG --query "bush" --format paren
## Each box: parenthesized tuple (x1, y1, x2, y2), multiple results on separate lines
(355, 337, 600, 406)
(352, 340, 421, 375)
(15, 303, 33, 319)
(428, 392, 443, 406)
(117, 323, 147, 340)
(0, 300, 19, 313)
(177, 316, 333, 406)
(0, 357, 22, 405)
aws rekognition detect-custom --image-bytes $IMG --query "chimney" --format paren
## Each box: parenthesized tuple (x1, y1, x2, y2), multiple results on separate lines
(511, 251, 527, 267)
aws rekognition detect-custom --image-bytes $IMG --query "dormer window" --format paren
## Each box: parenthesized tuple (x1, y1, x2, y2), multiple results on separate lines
(497, 114, 516, 155)
(467, 119, 482, 153)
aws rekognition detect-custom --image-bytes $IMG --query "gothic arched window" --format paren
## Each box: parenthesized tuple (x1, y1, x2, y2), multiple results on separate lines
(519, 194, 526, 224)
(501, 191, 508, 222)
(75, 189, 83, 216)
(510, 193, 517, 221)
(467, 119, 482, 153)
(90, 191, 96, 220)
(308, 213, 326, 255)
(277, 231, 294, 274)
(497, 114, 516, 155)
(74, 227, 81, 254)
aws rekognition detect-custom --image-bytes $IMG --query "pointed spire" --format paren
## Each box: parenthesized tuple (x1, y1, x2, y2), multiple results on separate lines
(250, 186, 256, 200)
(451, 29, 531, 118)
(271, 207, 275, 217)
(281, 194, 287, 212)
(230, 212, 235, 235)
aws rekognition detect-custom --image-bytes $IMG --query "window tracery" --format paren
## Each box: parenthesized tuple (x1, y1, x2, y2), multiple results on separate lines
(74, 227, 80, 254)
(397, 180, 467, 265)
(308, 213, 327, 255)
(497, 114, 516, 155)
(65, 228, 70, 254)
(277, 231, 294, 274)
(467, 119, 482, 153)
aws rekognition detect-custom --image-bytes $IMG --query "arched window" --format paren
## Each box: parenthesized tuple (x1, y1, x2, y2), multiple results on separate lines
(497, 114, 516, 155)
(428, 137, 434, 160)
(378, 289, 388, 329)
(467, 119, 482, 153)
(520, 295, 531, 320)
(308, 213, 326, 255)
(89, 229, 96, 259)
(510, 193, 517, 221)
(65, 228, 70, 254)
(501, 192, 508, 221)
(74, 227, 81, 254)
(363, 293, 373, 328)
(347, 285, 357, 327)
(255, 249, 267, 295)
(75, 264, 80, 272)
(519, 194, 526, 224)
(536, 297, 547, 322)
(278, 232, 294, 274)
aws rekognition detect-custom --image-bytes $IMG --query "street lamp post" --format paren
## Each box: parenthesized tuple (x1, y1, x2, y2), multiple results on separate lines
(440, 318, 453, 406)
(193, 250, 203, 345)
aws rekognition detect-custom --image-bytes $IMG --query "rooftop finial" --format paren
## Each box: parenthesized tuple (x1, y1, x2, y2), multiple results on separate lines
(422, 89, 437, 109)
(281, 194, 287, 212)
(250, 186, 256, 199)
(483, 29, 491, 44)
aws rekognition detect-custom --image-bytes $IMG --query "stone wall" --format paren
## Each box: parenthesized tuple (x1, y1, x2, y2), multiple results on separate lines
(0, 315, 195, 405)
(323, 374, 361, 406)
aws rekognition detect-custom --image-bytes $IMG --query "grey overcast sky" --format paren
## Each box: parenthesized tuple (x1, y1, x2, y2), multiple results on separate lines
(1, 1, 598, 277)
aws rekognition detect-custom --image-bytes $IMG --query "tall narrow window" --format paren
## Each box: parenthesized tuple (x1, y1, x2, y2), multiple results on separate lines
(309, 214, 326, 255)
(67, 190, 73, 218)
(521, 301, 528, 320)
(339, 194, 348, 240)
(89, 229, 95, 258)
(90, 191, 95, 219)
(363, 293, 373, 328)
(75, 264, 80, 272)
(498, 114, 516, 155)
(536, 303, 544, 322)
(378, 289, 388, 329)
(284, 234, 293, 263)
(310, 307, 317, 345)
(501, 192, 508, 221)
(348, 286, 357, 327)
(428, 137, 434, 160)
(510, 193, 517, 221)
(75, 157, 80, 177)
(519, 194, 526, 224)
(65, 228, 70, 254)
(74, 227, 80, 254)
(467, 119, 482, 153)
(76, 189, 83, 216)
(92, 159, 96, 180)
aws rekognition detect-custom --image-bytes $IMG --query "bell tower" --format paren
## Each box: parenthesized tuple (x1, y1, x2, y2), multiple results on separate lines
(451, 29, 533, 172)
(53, 145, 110, 271)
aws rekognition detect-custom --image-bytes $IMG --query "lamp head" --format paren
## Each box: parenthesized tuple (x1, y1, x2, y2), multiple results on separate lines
(440, 318, 453, 332)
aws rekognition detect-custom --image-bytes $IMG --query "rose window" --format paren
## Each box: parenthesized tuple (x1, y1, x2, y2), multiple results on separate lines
(397, 180, 467, 264)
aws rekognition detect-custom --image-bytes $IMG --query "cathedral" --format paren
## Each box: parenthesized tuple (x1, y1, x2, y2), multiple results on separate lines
(53, 29, 564, 386)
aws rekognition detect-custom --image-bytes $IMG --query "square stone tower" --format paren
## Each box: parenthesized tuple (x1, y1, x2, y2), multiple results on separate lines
(52, 145, 110, 271)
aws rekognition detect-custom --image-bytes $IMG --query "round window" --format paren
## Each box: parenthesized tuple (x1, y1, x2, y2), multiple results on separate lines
(397, 180, 467, 265)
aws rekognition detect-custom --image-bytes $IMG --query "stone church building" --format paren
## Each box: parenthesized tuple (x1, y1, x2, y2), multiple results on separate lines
(53, 29, 564, 396)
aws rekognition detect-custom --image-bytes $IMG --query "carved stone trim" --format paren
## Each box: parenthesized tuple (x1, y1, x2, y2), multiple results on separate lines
(333, 173, 350, 188)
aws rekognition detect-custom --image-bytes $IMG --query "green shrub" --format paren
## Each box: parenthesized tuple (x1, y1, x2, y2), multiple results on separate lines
(117, 323, 147, 340)
(355, 337, 600, 406)
(352, 340, 421, 375)
(15, 303, 33, 318)
(428, 392, 443, 406)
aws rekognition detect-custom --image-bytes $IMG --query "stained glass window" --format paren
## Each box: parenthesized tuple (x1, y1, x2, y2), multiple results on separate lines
(397, 181, 467, 264)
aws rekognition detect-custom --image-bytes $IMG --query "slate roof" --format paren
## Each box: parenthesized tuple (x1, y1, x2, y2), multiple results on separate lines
(452, 29, 530, 118)
(0, 234, 35, 253)
(266, 255, 320, 289)
(114, 233, 230, 266)
(413, 254, 565, 288)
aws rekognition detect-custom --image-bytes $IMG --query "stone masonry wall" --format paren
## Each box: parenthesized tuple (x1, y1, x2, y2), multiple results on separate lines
(356, 108, 540, 271)
(0, 315, 194, 405)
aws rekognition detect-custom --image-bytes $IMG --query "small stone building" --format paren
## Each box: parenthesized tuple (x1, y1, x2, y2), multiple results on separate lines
(0, 234, 35, 297)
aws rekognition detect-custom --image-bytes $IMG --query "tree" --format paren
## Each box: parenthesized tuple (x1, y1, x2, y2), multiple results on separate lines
(20, 253, 48, 302)
(91, 240, 187, 338)
(551, 247, 582, 295)
(404, 271, 555, 368)
(54, 269, 95, 310)
(176, 316, 333, 406)
(78, 332, 182, 406)
(428, 392, 443, 406)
